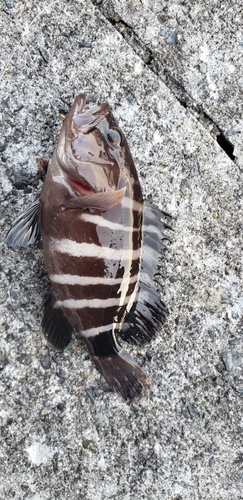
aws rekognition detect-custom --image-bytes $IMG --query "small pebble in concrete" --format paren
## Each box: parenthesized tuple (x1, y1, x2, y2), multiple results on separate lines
(208, 329, 216, 340)
(221, 350, 243, 372)
(166, 31, 177, 45)
(199, 63, 207, 73)
(5, 0, 14, 7)
(187, 404, 199, 419)
(228, 337, 241, 346)
(40, 354, 51, 370)
(200, 364, 210, 375)
(39, 47, 49, 63)
(221, 351, 233, 372)
(79, 41, 92, 48)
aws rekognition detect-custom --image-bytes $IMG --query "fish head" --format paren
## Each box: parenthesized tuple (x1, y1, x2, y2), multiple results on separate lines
(56, 94, 126, 199)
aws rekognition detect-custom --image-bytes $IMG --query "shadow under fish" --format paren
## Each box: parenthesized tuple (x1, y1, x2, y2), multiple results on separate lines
(6, 94, 172, 402)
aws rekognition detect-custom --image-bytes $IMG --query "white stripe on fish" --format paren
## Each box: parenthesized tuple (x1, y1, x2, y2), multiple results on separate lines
(121, 197, 142, 211)
(55, 294, 134, 310)
(53, 239, 141, 260)
(80, 212, 139, 232)
(82, 323, 115, 338)
(50, 273, 138, 286)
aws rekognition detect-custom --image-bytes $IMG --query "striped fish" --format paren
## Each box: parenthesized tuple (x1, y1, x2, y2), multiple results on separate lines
(6, 94, 171, 402)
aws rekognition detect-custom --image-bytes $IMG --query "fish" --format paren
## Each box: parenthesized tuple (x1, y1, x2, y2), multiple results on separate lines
(6, 94, 171, 402)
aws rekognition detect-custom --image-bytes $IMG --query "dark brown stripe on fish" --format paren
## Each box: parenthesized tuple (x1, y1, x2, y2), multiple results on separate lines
(60, 303, 130, 330)
(50, 240, 141, 279)
(50, 278, 138, 303)
(127, 180, 143, 204)
(50, 255, 107, 278)
(50, 255, 141, 283)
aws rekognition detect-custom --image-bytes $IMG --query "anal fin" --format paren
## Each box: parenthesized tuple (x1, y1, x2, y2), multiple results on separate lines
(6, 199, 41, 248)
(41, 290, 73, 350)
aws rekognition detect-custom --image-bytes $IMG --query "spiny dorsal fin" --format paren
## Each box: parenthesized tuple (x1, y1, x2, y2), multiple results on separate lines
(119, 200, 171, 345)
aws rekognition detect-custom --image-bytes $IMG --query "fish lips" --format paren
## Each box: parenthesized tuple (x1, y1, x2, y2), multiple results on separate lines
(67, 94, 110, 138)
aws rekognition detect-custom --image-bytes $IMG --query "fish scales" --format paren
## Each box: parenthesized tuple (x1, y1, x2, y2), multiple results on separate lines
(6, 94, 170, 402)
(43, 196, 141, 333)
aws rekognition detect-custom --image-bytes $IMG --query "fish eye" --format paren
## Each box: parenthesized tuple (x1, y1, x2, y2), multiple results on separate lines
(106, 129, 121, 146)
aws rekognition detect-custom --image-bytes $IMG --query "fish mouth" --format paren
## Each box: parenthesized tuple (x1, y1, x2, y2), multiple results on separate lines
(73, 157, 114, 167)
(71, 96, 110, 135)
(58, 94, 120, 194)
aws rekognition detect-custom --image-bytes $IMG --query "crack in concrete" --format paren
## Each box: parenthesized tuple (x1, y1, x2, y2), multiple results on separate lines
(91, 0, 236, 162)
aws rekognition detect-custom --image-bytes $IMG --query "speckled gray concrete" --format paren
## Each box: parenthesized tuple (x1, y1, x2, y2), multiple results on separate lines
(0, 1, 243, 499)
(100, 0, 243, 168)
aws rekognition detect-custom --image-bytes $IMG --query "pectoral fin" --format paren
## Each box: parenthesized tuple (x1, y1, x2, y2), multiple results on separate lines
(6, 200, 41, 248)
(65, 187, 126, 211)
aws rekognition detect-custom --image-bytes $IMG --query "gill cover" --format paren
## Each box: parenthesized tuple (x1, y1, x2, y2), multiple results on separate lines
(56, 94, 126, 211)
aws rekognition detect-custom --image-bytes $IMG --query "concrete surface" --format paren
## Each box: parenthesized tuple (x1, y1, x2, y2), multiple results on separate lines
(0, 0, 243, 499)
(100, 0, 243, 168)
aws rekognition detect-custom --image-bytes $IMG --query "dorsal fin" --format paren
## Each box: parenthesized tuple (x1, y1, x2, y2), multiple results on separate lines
(65, 187, 126, 211)
(119, 201, 172, 345)
(6, 200, 41, 248)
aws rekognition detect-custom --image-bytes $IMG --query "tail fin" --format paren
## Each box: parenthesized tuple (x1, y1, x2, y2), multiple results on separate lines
(92, 349, 150, 402)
